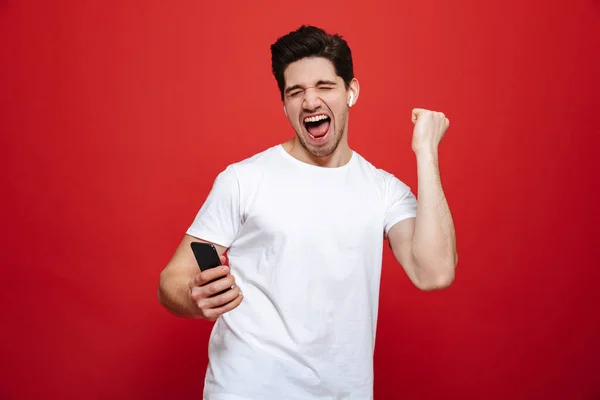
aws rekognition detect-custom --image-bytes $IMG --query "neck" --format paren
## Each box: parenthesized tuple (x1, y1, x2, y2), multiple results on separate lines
(283, 137, 352, 168)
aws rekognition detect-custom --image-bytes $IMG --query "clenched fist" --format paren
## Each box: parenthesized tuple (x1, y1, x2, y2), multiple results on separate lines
(411, 108, 450, 154)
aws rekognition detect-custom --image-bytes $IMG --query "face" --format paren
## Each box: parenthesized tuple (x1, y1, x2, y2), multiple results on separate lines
(282, 57, 358, 158)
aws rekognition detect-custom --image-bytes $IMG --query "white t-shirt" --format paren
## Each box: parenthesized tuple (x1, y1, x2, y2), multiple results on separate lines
(187, 144, 417, 400)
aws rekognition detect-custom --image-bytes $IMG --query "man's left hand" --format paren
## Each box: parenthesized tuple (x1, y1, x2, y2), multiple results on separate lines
(411, 108, 450, 154)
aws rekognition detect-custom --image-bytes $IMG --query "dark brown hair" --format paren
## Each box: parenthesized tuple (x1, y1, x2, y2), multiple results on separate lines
(270, 25, 354, 101)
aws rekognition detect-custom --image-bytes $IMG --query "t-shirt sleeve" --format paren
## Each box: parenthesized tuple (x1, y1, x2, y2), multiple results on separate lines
(382, 171, 418, 235)
(186, 165, 242, 248)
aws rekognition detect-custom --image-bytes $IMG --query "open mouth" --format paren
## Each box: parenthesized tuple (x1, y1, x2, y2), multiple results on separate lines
(303, 114, 331, 140)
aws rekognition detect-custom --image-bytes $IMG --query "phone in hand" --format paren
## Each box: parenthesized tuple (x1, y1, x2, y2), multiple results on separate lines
(190, 241, 230, 296)
(190, 241, 222, 271)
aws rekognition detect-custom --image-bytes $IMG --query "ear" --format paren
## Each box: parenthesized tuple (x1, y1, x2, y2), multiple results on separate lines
(283, 105, 287, 117)
(348, 78, 360, 107)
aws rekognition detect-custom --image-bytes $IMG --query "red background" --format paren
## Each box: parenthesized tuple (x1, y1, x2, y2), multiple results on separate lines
(1, 1, 599, 399)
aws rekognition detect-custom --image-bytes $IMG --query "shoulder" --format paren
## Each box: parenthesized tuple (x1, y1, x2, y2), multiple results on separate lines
(352, 151, 408, 188)
(225, 144, 281, 181)
(352, 152, 415, 207)
(211, 144, 283, 199)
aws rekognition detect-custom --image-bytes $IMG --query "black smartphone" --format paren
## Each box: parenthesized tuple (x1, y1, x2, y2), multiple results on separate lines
(190, 241, 229, 296)
(190, 241, 222, 271)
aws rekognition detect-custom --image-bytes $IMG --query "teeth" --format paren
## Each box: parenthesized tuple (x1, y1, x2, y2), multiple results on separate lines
(304, 114, 329, 123)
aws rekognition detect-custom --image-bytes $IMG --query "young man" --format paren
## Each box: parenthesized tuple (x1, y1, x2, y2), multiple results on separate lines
(158, 25, 457, 400)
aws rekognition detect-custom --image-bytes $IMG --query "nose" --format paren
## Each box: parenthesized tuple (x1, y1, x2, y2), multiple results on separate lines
(302, 87, 322, 111)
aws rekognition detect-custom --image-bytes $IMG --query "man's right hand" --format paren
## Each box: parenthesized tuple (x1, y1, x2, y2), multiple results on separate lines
(188, 255, 244, 321)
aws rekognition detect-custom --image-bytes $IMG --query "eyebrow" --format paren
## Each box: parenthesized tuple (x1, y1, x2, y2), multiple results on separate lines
(284, 80, 338, 94)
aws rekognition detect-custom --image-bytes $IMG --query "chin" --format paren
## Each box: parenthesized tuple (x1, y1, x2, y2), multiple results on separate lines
(299, 131, 341, 158)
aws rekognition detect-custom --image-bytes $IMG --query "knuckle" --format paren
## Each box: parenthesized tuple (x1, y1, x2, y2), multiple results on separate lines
(196, 296, 209, 310)
(204, 311, 216, 321)
(209, 281, 222, 294)
(195, 297, 207, 310)
(191, 274, 201, 286)
(190, 291, 201, 302)
(196, 274, 207, 286)
(209, 310, 222, 321)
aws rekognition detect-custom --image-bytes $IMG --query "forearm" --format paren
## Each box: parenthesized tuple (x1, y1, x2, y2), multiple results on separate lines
(412, 150, 457, 286)
(158, 270, 200, 318)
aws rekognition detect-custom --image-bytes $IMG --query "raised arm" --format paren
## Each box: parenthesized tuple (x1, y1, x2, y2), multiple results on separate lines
(387, 109, 457, 291)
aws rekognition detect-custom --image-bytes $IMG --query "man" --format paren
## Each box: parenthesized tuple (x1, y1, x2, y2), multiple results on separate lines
(158, 25, 457, 400)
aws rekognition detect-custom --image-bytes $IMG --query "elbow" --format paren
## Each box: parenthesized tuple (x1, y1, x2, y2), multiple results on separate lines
(157, 284, 166, 307)
(415, 271, 455, 291)
(157, 269, 170, 307)
(157, 282, 165, 308)
(413, 257, 457, 291)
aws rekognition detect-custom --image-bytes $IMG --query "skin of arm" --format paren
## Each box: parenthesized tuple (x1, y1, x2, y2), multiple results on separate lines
(387, 109, 458, 291)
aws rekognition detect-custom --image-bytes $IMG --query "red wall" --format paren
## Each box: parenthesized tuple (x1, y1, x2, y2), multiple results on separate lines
(1, 1, 599, 399)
